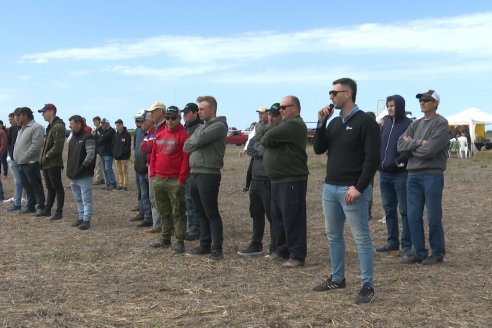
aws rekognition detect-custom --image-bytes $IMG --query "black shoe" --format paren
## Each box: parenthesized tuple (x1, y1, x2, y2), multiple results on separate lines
(355, 285, 375, 304)
(78, 221, 91, 230)
(130, 206, 139, 212)
(209, 250, 224, 261)
(120, 187, 128, 191)
(401, 254, 423, 264)
(187, 246, 211, 256)
(422, 255, 443, 265)
(20, 207, 36, 214)
(72, 219, 83, 227)
(50, 213, 63, 221)
(150, 239, 171, 248)
(376, 244, 399, 252)
(184, 232, 200, 241)
(6, 205, 22, 212)
(312, 274, 346, 292)
(130, 214, 144, 222)
(241, 187, 249, 192)
(237, 244, 264, 257)
(33, 208, 47, 217)
(137, 221, 153, 228)
(113, 187, 122, 191)
(174, 241, 185, 254)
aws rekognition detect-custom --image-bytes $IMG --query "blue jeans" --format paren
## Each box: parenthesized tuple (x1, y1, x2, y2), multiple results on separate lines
(137, 172, 152, 222)
(380, 172, 411, 250)
(70, 176, 93, 222)
(101, 155, 116, 187)
(9, 159, 23, 206)
(406, 173, 445, 260)
(322, 183, 374, 288)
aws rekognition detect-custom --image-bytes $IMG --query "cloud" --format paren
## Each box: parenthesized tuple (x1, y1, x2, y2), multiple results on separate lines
(20, 12, 492, 64)
(102, 64, 234, 79)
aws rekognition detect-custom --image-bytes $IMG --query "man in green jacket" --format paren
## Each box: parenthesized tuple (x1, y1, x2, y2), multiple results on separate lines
(260, 95, 309, 267)
(39, 103, 66, 220)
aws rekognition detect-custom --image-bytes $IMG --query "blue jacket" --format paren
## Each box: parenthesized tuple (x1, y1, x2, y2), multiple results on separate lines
(380, 95, 412, 173)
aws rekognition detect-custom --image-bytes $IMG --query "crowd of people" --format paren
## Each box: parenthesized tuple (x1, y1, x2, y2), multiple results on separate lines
(1, 77, 451, 305)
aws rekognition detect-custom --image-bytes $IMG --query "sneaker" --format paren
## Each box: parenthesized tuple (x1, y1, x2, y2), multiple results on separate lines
(400, 254, 423, 264)
(33, 208, 47, 217)
(71, 219, 83, 227)
(402, 247, 413, 257)
(174, 241, 185, 254)
(113, 187, 122, 191)
(354, 285, 375, 304)
(241, 187, 249, 192)
(93, 180, 104, 185)
(266, 253, 287, 262)
(312, 274, 346, 292)
(187, 246, 212, 256)
(50, 213, 63, 221)
(282, 259, 305, 268)
(20, 207, 36, 214)
(376, 244, 399, 252)
(78, 221, 91, 230)
(150, 239, 171, 248)
(209, 250, 224, 261)
(6, 205, 21, 212)
(120, 187, 128, 191)
(130, 214, 144, 221)
(184, 232, 200, 241)
(144, 227, 161, 233)
(237, 245, 264, 257)
(130, 206, 140, 212)
(136, 221, 153, 228)
(41, 208, 52, 217)
(422, 255, 443, 265)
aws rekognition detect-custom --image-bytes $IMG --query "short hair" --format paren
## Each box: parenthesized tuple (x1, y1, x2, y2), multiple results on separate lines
(366, 111, 376, 120)
(115, 119, 123, 125)
(14, 107, 34, 119)
(93, 116, 101, 122)
(8, 113, 14, 118)
(332, 77, 357, 102)
(196, 96, 217, 112)
(286, 95, 301, 113)
(69, 115, 86, 127)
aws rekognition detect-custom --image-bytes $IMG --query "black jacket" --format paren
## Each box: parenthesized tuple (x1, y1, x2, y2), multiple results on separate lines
(111, 127, 131, 160)
(184, 117, 204, 136)
(7, 125, 20, 159)
(67, 130, 96, 179)
(96, 126, 116, 156)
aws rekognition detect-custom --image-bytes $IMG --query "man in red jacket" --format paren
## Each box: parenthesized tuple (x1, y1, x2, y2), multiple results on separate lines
(149, 105, 190, 254)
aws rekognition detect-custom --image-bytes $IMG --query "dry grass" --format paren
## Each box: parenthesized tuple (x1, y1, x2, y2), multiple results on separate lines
(0, 145, 491, 327)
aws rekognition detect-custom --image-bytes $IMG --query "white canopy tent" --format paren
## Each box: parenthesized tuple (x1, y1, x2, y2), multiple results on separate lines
(446, 107, 492, 156)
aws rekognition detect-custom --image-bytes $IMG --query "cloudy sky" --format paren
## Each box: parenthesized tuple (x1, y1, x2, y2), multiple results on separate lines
(1, 0, 492, 129)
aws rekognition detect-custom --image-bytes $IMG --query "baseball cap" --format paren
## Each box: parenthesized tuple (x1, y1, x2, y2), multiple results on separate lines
(146, 101, 166, 112)
(256, 106, 267, 113)
(267, 103, 281, 116)
(134, 109, 145, 122)
(38, 103, 57, 113)
(416, 89, 440, 104)
(166, 106, 180, 115)
(181, 103, 198, 113)
(101, 118, 109, 124)
(14, 107, 33, 116)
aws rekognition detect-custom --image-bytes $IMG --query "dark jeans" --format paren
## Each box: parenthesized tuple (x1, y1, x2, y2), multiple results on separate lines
(380, 171, 411, 250)
(189, 173, 223, 252)
(244, 157, 253, 188)
(43, 167, 65, 215)
(19, 162, 45, 210)
(249, 179, 275, 253)
(271, 180, 307, 261)
(0, 152, 7, 176)
(185, 175, 200, 236)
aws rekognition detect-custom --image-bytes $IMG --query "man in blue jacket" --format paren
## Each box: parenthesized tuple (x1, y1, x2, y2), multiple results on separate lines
(376, 95, 413, 256)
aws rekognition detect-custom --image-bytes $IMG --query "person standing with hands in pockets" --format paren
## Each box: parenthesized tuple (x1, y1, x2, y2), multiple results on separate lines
(312, 78, 380, 305)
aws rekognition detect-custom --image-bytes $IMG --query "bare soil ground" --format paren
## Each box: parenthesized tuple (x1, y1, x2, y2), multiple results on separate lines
(1, 146, 491, 327)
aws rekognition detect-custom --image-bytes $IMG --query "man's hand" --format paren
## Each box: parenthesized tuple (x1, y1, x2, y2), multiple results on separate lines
(344, 186, 361, 205)
(239, 150, 246, 157)
(403, 136, 413, 141)
(317, 105, 334, 122)
(421, 140, 428, 144)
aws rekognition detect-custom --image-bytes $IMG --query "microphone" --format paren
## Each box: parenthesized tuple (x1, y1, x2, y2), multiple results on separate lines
(320, 104, 334, 127)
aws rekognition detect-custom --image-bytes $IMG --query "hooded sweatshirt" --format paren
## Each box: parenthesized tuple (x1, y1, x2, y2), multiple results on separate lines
(184, 116, 228, 174)
(380, 95, 413, 173)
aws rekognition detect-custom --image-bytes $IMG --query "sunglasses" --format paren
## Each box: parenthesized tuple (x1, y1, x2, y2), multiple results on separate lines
(329, 90, 350, 96)
(165, 116, 179, 121)
(419, 98, 434, 103)
(279, 104, 295, 110)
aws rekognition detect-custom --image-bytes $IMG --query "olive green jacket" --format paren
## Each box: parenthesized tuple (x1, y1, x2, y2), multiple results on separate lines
(41, 116, 66, 169)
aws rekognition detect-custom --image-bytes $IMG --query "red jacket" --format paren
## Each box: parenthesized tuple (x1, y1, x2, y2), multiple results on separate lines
(149, 123, 190, 184)
(140, 122, 166, 164)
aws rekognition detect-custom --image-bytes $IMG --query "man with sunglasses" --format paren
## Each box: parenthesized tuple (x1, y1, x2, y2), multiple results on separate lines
(312, 78, 380, 304)
(397, 90, 449, 265)
(149, 105, 190, 254)
(260, 96, 309, 268)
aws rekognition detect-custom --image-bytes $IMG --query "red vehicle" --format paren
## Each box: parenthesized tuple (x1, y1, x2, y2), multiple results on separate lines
(226, 130, 248, 146)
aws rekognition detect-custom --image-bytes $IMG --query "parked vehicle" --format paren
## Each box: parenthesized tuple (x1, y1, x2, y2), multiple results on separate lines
(226, 130, 248, 146)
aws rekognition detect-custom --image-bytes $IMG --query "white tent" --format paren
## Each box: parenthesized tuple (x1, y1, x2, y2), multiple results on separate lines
(446, 107, 492, 156)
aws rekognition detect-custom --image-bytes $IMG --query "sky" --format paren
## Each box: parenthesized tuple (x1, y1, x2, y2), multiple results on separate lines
(1, 0, 492, 129)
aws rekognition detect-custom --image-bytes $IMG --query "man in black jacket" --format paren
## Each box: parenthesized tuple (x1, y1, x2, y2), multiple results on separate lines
(67, 115, 96, 230)
(112, 119, 131, 191)
(6, 113, 23, 211)
(96, 118, 116, 190)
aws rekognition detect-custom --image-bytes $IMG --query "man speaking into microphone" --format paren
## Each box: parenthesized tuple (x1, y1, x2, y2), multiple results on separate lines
(312, 77, 380, 305)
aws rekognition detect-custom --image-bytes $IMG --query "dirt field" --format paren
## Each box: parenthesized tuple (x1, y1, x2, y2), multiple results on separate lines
(1, 145, 491, 327)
